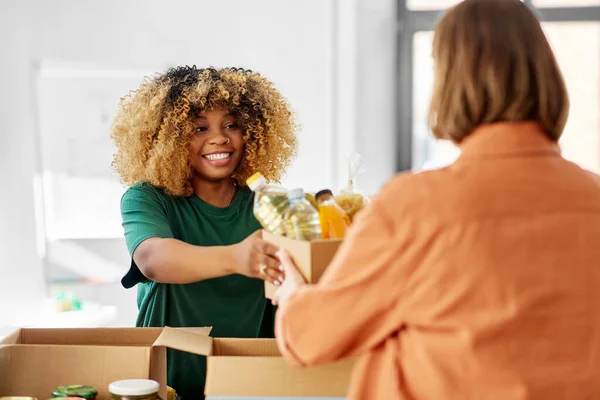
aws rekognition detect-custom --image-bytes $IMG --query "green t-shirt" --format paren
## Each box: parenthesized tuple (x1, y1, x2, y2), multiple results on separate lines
(120, 183, 275, 400)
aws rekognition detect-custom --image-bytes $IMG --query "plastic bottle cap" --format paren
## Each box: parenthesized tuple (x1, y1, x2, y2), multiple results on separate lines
(288, 188, 305, 200)
(246, 172, 264, 186)
(315, 189, 333, 201)
(109, 379, 160, 396)
(246, 172, 267, 191)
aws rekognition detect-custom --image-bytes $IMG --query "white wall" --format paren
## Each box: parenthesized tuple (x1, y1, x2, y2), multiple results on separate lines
(355, 0, 398, 195)
(0, 0, 398, 327)
(26, 0, 339, 191)
(0, 2, 47, 326)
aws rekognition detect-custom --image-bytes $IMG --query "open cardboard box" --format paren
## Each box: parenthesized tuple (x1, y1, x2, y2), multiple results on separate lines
(0, 327, 353, 399)
(263, 231, 343, 299)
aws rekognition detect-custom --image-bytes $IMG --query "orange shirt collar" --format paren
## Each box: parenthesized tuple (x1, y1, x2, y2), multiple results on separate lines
(458, 122, 561, 159)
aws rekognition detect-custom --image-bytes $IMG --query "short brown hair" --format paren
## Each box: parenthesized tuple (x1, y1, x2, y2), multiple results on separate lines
(429, 0, 569, 142)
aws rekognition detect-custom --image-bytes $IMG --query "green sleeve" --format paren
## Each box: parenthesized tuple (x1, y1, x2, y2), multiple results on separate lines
(120, 184, 174, 288)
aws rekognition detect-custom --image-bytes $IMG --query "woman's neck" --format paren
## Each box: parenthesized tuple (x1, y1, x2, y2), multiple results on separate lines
(191, 175, 236, 208)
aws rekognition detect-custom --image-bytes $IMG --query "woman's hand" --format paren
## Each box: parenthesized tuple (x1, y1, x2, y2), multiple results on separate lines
(232, 230, 285, 285)
(272, 249, 306, 307)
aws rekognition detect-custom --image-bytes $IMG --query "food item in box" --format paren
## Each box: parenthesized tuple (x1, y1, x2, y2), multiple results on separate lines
(335, 191, 369, 221)
(166, 386, 177, 400)
(51, 385, 97, 399)
(305, 192, 319, 209)
(108, 379, 162, 400)
(247, 172, 289, 236)
(335, 152, 370, 221)
(284, 188, 322, 241)
(316, 189, 350, 239)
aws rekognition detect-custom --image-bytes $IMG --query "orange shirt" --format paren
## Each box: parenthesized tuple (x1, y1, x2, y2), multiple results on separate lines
(276, 122, 600, 400)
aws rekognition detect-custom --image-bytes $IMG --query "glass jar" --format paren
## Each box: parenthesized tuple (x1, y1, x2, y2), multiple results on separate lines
(108, 379, 162, 400)
(0, 397, 38, 400)
(51, 385, 97, 400)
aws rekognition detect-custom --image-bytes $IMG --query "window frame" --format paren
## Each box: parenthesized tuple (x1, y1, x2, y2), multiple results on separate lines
(396, 0, 600, 171)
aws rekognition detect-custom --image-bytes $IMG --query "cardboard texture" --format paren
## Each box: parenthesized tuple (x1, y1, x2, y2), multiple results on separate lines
(263, 231, 343, 299)
(0, 327, 211, 400)
(0, 327, 353, 399)
(205, 338, 352, 397)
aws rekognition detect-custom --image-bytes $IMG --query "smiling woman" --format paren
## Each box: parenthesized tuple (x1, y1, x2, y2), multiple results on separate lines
(111, 66, 296, 196)
(109, 66, 298, 400)
(190, 110, 243, 179)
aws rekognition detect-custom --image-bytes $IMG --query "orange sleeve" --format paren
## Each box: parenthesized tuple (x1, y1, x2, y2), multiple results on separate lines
(276, 190, 417, 366)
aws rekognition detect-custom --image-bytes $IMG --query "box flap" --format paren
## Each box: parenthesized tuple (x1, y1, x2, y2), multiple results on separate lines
(3, 327, 212, 347)
(0, 344, 10, 394)
(11, 328, 165, 346)
(152, 327, 213, 356)
(0, 328, 22, 345)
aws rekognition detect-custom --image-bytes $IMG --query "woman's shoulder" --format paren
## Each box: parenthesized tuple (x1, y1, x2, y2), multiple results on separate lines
(374, 167, 457, 221)
(121, 182, 172, 206)
(378, 167, 454, 201)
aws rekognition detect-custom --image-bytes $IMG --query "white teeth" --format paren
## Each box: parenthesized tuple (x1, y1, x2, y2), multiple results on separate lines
(205, 153, 230, 161)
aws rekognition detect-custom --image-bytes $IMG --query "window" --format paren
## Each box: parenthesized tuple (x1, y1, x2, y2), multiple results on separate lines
(543, 22, 600, 172)
(408, 0, 525, 10)
(407, 0, 461, 10)
(534, 0, 600, 7)
(398, 0, 600, 172)
(412, 31, 460, 171)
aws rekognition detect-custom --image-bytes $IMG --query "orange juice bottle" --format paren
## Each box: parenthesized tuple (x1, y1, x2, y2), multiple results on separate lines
(315, 189, 350, 239)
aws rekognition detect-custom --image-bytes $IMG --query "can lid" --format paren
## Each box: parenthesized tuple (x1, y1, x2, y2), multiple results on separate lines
(315, 189, 333, 201)
(246, 172, 267, 191)
(109, 379, 160, 396)
(51, 385, 97, 399)
(288, 188, 305, 200)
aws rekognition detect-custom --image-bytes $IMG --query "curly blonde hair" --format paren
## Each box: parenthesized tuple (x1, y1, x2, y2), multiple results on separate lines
(111, 66, 298, 196)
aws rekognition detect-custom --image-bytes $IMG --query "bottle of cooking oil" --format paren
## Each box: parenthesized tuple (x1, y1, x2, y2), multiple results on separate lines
(284, 188, 322, 241)
(246, 172, 289, 236)
(315, 189, 350, 239)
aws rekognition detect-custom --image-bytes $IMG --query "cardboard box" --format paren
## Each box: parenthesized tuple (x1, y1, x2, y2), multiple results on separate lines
(0, 327, 353, 399)
(204, 337, 353, 398)
(263, 231, 343, 299)
(0, 327, 209, 400)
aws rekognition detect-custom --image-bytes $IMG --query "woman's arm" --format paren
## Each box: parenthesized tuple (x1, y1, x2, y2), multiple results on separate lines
(275, 185, 419, 366)
(121, 185, 283, 286)
(134, 232, 282, 284)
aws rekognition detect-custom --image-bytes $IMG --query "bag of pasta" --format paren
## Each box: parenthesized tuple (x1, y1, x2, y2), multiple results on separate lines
(334, 152, 370, 222)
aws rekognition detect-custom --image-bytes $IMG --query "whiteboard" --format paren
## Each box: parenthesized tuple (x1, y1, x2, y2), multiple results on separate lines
(36, 64, 153, 239)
